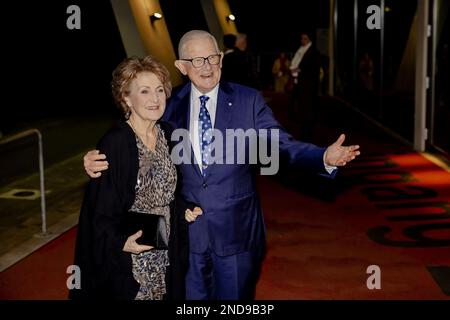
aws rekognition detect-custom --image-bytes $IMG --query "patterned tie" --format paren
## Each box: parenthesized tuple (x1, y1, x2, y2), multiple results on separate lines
(198, 95, 212, 176)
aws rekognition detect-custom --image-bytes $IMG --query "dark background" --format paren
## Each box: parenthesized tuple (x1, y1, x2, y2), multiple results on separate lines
(3, 0, 125, 135)
(2, 0, 328, 136)
(228, 0, 329, 53)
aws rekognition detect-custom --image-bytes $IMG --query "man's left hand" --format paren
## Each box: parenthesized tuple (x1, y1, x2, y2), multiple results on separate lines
(325, 134, 360, 166)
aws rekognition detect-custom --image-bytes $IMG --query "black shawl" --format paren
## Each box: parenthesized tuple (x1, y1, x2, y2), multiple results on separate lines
(69, 120, 190, 300)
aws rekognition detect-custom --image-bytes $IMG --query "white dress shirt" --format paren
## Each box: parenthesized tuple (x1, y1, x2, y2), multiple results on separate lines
(189, 84, 219, 171)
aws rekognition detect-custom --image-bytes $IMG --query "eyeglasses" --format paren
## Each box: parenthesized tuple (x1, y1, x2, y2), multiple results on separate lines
(180, 54, 221, 68)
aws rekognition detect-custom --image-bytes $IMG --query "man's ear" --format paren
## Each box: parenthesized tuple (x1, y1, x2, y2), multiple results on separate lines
(219, 52, 224, 68)
(174, 60, 187, 75)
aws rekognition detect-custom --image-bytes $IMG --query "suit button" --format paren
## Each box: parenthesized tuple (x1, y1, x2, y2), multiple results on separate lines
(202, 182, 207, 189)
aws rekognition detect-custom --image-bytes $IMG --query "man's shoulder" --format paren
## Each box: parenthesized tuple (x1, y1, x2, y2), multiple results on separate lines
(223, 81, 260, 97)
(167, 82, 190, 106)
(172, 82, 190, 95)
(308, 46, 321, 56)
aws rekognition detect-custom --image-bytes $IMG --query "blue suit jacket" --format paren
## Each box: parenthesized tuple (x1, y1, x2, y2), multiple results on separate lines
(163, 81, 328, 256)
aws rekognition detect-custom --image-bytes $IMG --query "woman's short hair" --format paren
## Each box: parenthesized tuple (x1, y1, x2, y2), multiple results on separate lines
(111, 56, 172, 116)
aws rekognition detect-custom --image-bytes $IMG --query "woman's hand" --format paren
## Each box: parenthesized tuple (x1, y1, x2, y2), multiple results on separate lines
(185, 206, 203, 222)
(122, 230, 153, 254)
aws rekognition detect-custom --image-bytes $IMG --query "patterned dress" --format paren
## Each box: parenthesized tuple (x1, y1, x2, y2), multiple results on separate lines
(128, 123, 177, 300)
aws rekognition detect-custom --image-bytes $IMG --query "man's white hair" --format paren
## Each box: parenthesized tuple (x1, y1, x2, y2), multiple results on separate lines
(178, 30, 220, 59)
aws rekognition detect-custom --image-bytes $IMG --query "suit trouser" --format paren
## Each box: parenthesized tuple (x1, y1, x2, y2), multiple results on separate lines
(185, 247, 261, 300)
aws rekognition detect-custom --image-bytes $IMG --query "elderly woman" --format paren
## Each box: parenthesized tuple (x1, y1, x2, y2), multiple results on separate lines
(70, 56, 198, 300)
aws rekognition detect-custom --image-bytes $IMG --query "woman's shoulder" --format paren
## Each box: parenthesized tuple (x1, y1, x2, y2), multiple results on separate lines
(158, 120, 174, 133)
(158, 120, 175, 140)
(97, 121, 134, 150)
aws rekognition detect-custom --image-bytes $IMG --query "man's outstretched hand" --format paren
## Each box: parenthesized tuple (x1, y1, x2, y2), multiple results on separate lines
(325, 134, 360, 167)
(84, 150, 108, 178)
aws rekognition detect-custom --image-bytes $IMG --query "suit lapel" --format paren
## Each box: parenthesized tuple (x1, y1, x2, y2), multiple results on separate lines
(174, 83, 203, 178)
(206, 82, 233, 176)
(175, 88, 191, 131)
(214, 82, 233, 133)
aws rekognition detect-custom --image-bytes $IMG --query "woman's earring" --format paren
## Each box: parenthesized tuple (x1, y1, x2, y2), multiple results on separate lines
(125, 110, 131, 119)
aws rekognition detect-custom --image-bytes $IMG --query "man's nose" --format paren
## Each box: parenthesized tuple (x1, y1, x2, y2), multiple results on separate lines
(203, 59, 213, 70)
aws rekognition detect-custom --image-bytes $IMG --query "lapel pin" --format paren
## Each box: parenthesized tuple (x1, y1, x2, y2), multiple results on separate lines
(228, 102, 232, 106)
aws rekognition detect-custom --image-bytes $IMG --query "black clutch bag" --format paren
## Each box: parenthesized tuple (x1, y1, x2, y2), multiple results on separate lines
(122, 211, 168, 250)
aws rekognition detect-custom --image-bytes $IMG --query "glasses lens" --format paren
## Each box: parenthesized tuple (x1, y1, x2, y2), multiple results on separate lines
(192, 57, 204, 68)
(208, 54, 220, 65)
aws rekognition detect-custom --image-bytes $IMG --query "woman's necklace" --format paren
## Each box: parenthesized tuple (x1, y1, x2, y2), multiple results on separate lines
(127, 120, 138, 136)
(128, 120, 157, 151)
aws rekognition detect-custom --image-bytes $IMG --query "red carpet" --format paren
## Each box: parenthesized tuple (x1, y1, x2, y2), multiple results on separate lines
(255, 152, 450, 299)
(0, 228, 76, 300)
(1, 94, 449, 299)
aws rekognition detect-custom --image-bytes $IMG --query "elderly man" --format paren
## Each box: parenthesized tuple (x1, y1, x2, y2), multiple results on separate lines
(84, 30, 360, 300)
